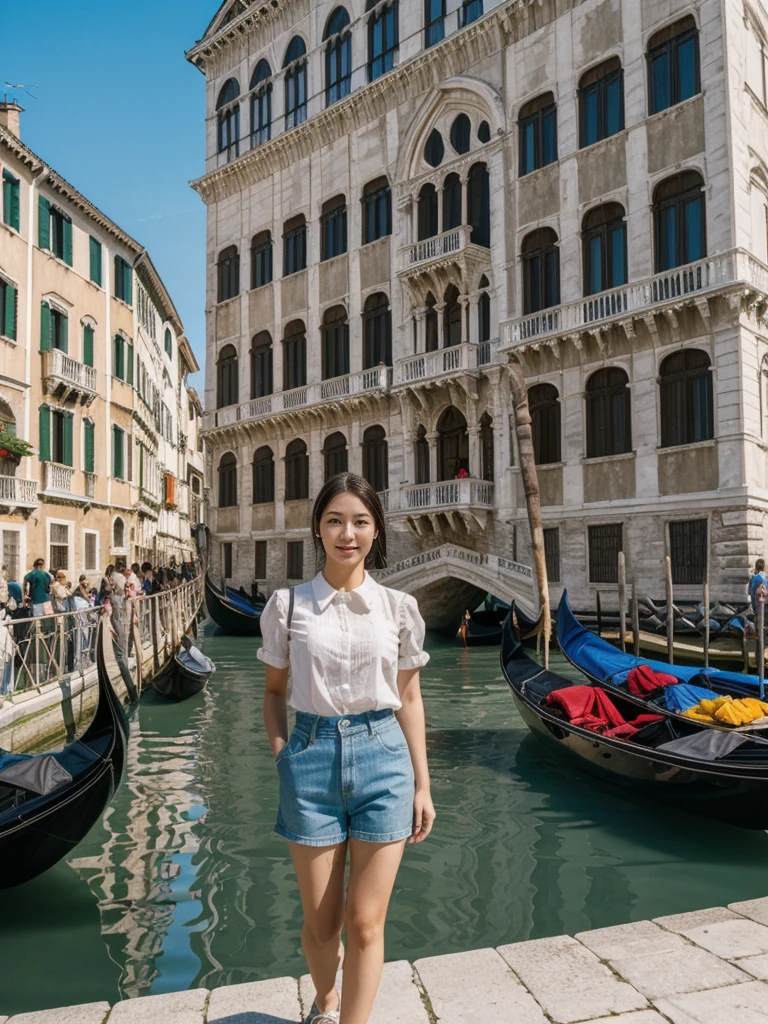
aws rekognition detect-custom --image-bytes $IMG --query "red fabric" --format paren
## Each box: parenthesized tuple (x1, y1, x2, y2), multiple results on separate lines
(545, 685, 664, 738)
(626, 664, 678, 696)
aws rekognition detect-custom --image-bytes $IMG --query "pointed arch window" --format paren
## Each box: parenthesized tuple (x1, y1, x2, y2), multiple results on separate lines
(442, 173, 462, 232)
(325, 8, 352, 106)
(437, 406, 468, 480)
(478, 279, 491, 347)
(415, 424, 430, 484)
(324, 431, 348, 479)
(250, 60, 272, 148)
(480, 411, 494, 481)
(367, 0, 398, 81)
(250, 331, 273, 399)
(252, 446, 275, 504)
(363, 293, 391, 368)
(425, 293, 438, 352)
(284, 36, 307, 129)
(443, 285, 462, 348)
(217, 78, 241, 161)
(586, 367, 632, 458)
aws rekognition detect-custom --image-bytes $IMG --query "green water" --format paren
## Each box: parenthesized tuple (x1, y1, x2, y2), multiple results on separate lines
(2, 632, 768, 1015)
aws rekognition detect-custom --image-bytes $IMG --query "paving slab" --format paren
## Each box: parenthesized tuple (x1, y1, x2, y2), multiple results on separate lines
(414, 947, 547, 1024)
(653, 906, 738, 932)
(207, 978, 301, 1023)
(300, 961, 427, 1024)
(729, 896, 768, 927)
(654, 979, 768, 1024)
(576, 920, 686, 960)
(609, 945, 748, 999)
(654, 908, 768, 959)
(731, 953, 768, 980)
(107, 989, 208, 1023)
(6, 1005, 110, 1024)
(497, 935, 648, 1024)
(580, 1013, 671, 1024)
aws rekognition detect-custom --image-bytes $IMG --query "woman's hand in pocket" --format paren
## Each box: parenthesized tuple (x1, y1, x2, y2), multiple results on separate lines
(409, 787, 435, 843)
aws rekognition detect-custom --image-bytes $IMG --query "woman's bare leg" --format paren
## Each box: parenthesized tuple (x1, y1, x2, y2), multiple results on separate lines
(340, 839, 407, 1024)
(289, 840, 348, 1015)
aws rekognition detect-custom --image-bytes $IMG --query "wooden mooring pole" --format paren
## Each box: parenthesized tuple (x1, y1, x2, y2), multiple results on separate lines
(631, 578, 640, 657)
(618, 552, 627, 653)
(665, 555, 674, 665)
(702, 578, 710, 670)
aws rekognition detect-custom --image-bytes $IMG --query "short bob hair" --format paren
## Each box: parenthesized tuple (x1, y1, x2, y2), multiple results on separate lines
(311, 472, 387, 570)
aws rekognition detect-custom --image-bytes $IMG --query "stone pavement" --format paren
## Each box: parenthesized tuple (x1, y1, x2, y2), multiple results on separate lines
(6, 897, 768, 1023)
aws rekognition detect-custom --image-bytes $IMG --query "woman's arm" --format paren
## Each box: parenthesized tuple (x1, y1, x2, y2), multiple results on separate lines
(395, 668, 436, 843)
(263, 663, 290, 759)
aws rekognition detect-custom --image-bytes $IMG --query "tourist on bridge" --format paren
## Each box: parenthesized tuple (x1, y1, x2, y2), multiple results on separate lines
(260, 471, 435, 1024)
(749, 558, 768, 615)
(23, 558, 52, 617)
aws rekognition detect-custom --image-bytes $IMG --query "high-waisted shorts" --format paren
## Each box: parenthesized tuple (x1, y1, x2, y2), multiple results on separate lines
(275, 708, 415, 846)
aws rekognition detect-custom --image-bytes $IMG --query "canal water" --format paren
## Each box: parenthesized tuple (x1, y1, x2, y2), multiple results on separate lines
(3, 630, 768, 1015)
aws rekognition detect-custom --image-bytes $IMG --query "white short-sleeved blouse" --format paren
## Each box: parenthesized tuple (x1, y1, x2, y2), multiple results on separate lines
(256, 571, 430, 716)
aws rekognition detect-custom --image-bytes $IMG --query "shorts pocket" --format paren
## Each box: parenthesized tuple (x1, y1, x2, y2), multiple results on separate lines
(275, 728, 311, 762)
(374, 723, 409, 755)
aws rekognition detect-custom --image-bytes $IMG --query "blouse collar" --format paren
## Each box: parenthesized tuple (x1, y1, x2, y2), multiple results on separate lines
(311, 570, 375, 613)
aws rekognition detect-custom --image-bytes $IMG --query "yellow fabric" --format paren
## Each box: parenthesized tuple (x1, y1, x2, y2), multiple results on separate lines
(682, 694, 768, 727)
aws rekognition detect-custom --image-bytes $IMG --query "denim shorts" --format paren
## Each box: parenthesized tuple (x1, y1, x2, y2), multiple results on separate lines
(275, 708, 415, 846)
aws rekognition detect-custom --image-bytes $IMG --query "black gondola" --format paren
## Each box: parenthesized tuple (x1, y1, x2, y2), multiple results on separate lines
(0, 619, 129, 889)
(500, 610, 768, 830)
(458, 609, 508, 647)
(151, 635, 216, 702)
(205, 575, 262, 636)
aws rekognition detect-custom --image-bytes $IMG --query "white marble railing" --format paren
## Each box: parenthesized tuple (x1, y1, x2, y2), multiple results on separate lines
(394, 343, 479, 385)
(394, 478, 495, 512)
(375, 542, 533, 584)
(0, 474, 38, 506)
(43, 348, 97, 393)
(501, 248, 768, 347)
(398, 226, 468, 272)
(44, 462, 75, 493)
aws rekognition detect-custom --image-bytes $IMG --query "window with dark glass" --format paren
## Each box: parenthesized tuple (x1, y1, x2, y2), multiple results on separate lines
(522, 228, 560, 314)
(461, 0, 483, 26)
(283, 320, 307, 390)
(49, 205, 72, 263)
(250, 331, 273, 398)
(321, 195, 348, 260)
(287, 540, 304, 579)
(442, 173, 462, 232)
(363, 293, 391, 367)
(324, 431, 348, 479)
(468, 162, 490, 246)
(654, 171, 706, 271)
(529, 383, 561, 464)
(519, 93, 557, 175)
(425, 0, 445, 47)
(478, 288, 491, 344)
(478, 120, 491, 143)
(480, 411, 494, 481)
(363, 425, 389, 491)
(223, 542, 233, 579)
(443, 285, 462, 348)
(418, 183, 439, 240)
(588, 524, 623, 583)
(424, 128, 444, 168)
(322, 306, 349, 379)
(425, 293, 438, 352)
(325, 7, 352, 106)
(437, 406, 468, 479)
(283, 36, 308, 129)
(586, 367, 632, 458)
(217, 344, 239, 408)
(250, 59, 272, 147)
(367, 0, 398, 81)
(285, 438, 309, 499)
(415, 424, 430, 484)
(450, 114, 471, 154)
(283, 215, 307, 276)
(50, 307, 68, 351)
(255, 540, 267, 579)
(659, 348, 713, 448)
(669, 518, 707, 585)
(114, 255, 132, 304)
(544, 527, 561, 582)
(250, 230, 273, 288)
(583, 203, 627, 295)
(252, 446, 274, 503)
(647, 16, 700, 115)
(164, 328, 173, 358)
(217, 78, 241, 160)
(218, 452, 238, 507)
(217, 245, 240, 301)
(579, 57, 624, 148)
(362, 177, 392, 243)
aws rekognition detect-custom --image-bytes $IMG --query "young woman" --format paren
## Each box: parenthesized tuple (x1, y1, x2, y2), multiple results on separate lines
(259, 472, 435, 1024)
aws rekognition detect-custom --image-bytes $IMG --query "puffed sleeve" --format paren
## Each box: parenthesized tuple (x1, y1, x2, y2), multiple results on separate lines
(398, 593, 430, 670)
(256, 590, 289, 669)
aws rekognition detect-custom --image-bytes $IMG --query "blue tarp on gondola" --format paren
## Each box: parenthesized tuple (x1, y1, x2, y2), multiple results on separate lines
(662, 683, 722, 712)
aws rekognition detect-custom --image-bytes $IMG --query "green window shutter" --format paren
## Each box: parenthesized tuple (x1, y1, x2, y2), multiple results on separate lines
(126, 343, 134, 385)
(62, 413, 73, 467)
(40, 300, 51, 351)
(114, 256, 120, 298)
(62, 217, 73, 266)
(10, 178, 20, 232)
(124, 263, 132, 306)
(84, 419, 95, 473)
(126, 432, 133, 482)
(89, 237, 102, 286)
(60, 314, 69, 354)
(3, 172, 20, 231)
(38, 195, 50, 249)
(116, 336, 124, 379)
(113, 426, 124, 479)
(4, 284, 17, 341)
(38, 405, 51, 462)
(83, 324, 94, 367)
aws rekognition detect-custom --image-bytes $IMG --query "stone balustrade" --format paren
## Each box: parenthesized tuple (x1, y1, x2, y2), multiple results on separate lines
(398, 226, 468, 273)
(42, 347, 98, 398)
(43, 462, 74, 493)
(0, 474, 38, 508)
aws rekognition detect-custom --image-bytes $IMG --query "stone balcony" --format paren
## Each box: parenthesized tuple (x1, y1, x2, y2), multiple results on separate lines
(0, 474, 39, 511)
(42, 462, 75, 497)
(500, 248, 768, 349)
(397, 225, 491, 285)
(393, 340, 499, 387)
(384, 478, 495, 535)
(42, 348, 98, 405)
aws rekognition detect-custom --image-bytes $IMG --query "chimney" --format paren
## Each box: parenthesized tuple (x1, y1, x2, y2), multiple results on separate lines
(0, 101, 24, 138)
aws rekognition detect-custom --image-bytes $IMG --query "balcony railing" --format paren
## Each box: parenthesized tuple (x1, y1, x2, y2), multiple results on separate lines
(0, 475, 38, 507)
(43, 462, 75, 493)
(398, 226, 474, 274)
(501, 248, 768, 347)
(42, 348, 97, 398)
(387, 479, 495, 514)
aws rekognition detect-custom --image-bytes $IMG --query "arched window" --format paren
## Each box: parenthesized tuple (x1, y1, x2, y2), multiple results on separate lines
(659, 349, 713, 448)
(522, 229, 560, 314)
(218, 452, 238, 507)
(250, 59, 272, 147)
(425, 293, 438, 352)
(367, 0, 398, 81)
(528, 383, 561, 464)
(425, 0, 445, 47)
(362, 176, 392, 243)
(285, 438, 309, 499)
(113, 516, 125, 549)
(468, 162, 490, 247)
(251, 229, 273, 289)
(283, 214, 307, 276)
(443, 285, 462, 348)
(450, 114, 471, 154)
(250, 331, 273, 399)
(321, 195, 347, 260)
(283, 320, 306, 391)
(252, 446, 274, 503)
(325, 7, 352, 106)
(217, 78, 240, 161)
(654, 171, 706, 271)
(418, 183, 439, 240)
(323, 431, 348, 479)
(283, 36, 307, 129)
(648, 15, 700, 115)
(519, 92, 557, 175)
(437, 406, 468, 480)
(586, 368, 632, 458)
(480, 411, 494, 481)
(217, 245, 239, 302)
(363, 425, 389, 491)
(216, 344, 238, 408)
(478, 277, 491, 344)
(415, 424, 430, 484)
(363, 293, 391, 368)
(442, 173, 462, 232)
(579, 57, 624, 147)
(164, 328, 173, 358)
(583, 203, 627, 295)
(322, 306, 349, 379)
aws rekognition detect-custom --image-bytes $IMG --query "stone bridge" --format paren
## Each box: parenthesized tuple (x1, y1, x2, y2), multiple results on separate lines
(373, 544, 536, 631)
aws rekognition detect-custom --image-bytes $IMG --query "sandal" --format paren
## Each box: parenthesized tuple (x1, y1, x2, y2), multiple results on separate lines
(305, 997, 341, 1024)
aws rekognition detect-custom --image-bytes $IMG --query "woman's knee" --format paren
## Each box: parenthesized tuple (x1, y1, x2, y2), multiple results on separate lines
(303, 913, 344, 948)
(344, 907, 385, 949)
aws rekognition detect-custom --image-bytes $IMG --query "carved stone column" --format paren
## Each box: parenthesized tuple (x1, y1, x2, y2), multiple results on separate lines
(459, 294, 469, 346)
(427, 430, 439, 483)
(460, 174, 469, 228)
(413, 307, 427, 354)
(468, 427, 481, 479)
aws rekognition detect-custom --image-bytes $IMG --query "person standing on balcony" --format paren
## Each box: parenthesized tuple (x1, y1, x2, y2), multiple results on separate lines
(24, 558, 52, 616)
(260, 472, 435, 1024)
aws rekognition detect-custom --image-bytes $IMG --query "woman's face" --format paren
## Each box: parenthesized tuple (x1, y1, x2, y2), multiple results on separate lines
(317, 491, 378, 573)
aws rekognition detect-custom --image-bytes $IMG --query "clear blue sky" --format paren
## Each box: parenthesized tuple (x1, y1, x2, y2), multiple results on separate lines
(3, 0, 217, 390)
